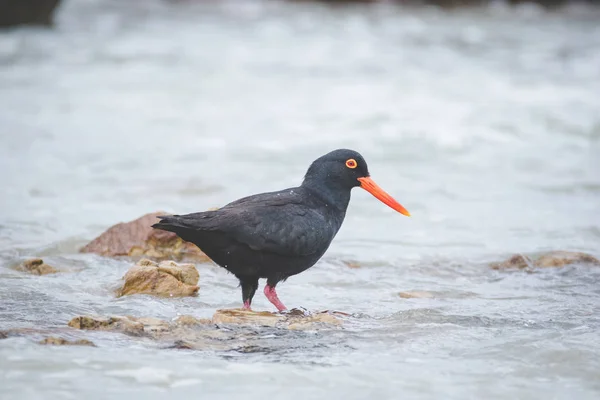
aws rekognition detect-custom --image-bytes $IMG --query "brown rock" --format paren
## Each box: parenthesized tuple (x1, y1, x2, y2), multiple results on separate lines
(174, 315, 213, 326)
(80, 212, 210, 262)
(211, 309, 342, 329)
(15, 258, 58, 275)
(398, 290, 436, 299)
(0, 331, 7, 339)
(212, 309, 283, 327)
(117, 259, 199, 298)
(68, 315, 144, 336)
(491, 251, 599, 270)
(490, 254, 532, 270)
(286, 312, 343, 330)
(39, 337, 96, 347)
(535, 251, 600, 268)
(343, 260, 362, 269)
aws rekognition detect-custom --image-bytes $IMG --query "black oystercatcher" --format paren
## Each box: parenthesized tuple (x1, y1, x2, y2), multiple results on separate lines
(152, 149, 409, 311)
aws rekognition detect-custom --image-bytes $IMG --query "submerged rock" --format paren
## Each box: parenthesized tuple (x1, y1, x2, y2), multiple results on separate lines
(39, 337, 96, 347)
(68, 315, 144, 336)
(174, 315, 212, 326)
(117, 259, 199, 298)
(491, 251, 599, 270)
(15, 258, 58, 275)
(80, 212, 210, 262)
(398, 290, 436, 299)
(535, 251, 600, 268)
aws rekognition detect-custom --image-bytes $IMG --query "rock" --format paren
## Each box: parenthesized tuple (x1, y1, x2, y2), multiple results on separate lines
(287, 312, 343, 330)
(174, 315, 213, 326)
(398, 290, 436, 299)
(212, 309, 283, 327)
(343, 260, 362, 269)
(211, 309, 342, 329)
(535, 251, 600, 268)
(80, 212, 210, 262)
(117, 259, 199, 298)
(491, 251, 599, 270)
(39, 337, 96, 347)
(68, 315, 144, 336)
(490, 254, 532, 270)
(0, 0, 61, 28)
(15, 258, 58, 275)
(0, 331, 7, 339)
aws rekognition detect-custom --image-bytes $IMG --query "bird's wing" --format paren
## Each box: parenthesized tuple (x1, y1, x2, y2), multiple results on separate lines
(173, 188, 336, 257)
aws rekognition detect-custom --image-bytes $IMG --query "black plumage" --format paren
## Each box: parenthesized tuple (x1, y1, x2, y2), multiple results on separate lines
(152, 149, 409, 311)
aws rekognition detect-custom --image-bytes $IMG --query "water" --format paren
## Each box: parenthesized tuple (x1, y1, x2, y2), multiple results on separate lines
(1, 0, 600, 398)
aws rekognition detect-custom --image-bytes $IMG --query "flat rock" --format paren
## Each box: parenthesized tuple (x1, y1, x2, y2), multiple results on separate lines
(491, 251, 599, 270)
(39, 337, 96, 347)
(68, 315, 144, 336)
(398, 290, 436, 299)
(15, 258, 58, 275)
(174, 315, 213, 326)
(117, 259, 199, 297)
(80, 211, 210, 262)
(212, 309, 342, 329)
(535, 251, 600, 268)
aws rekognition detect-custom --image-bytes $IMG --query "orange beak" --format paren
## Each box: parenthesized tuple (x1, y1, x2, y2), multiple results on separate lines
(357, 177, 411, 217)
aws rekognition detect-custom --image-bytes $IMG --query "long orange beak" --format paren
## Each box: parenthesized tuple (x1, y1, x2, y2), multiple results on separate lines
(357, 177, 411, 217)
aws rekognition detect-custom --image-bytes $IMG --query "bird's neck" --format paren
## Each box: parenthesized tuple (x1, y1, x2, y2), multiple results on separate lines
(301, 178, 352, 213)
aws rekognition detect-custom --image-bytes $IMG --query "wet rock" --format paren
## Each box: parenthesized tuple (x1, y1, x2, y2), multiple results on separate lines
(80, 212, 210, 262)
(342, 260, 362, 269)
(211, 309, 342, 329)
(0, 0, 61, 28)
(39, 337, 96, 347)
(535, 251, 600, 268)
(68, 315, 144, 336)
(491, 251, 599, 270)
(15, 258, 58, 275)
(117, 259, 199, 298)
(490, 254, 532, 270)
(174, 315, 213, 326)
(212, 309, 284, 327)
(398, 290, 436, 299)
(287, 312, 343, 330)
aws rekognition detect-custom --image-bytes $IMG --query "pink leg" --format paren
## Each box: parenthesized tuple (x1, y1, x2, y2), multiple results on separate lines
(242, 300, 251, 310)
(264, 285, 287, 311)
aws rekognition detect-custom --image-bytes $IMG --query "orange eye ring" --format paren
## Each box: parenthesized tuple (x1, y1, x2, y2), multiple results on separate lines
(345, 159, 357, 169)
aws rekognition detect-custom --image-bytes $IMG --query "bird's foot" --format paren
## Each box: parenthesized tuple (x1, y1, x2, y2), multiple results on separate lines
(242, 300, 252, 311)
(264, 285, 287, 312)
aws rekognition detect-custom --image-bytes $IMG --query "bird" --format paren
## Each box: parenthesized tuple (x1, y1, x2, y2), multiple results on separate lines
(152, 149, 410, 311)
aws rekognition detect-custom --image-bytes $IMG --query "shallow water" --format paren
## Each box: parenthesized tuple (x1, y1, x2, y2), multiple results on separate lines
(1, 0, 600, 398)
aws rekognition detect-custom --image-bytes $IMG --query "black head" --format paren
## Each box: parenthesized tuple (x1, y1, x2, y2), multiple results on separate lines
(303, 149, 369, 190)
(302, 149, 410, 216)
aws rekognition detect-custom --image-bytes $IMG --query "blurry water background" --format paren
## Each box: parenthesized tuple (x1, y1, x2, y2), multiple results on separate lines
(0, 0, 599, 399)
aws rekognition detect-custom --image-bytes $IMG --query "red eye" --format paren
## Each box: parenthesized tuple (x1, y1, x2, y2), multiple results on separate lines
(345, 159, 357, 169)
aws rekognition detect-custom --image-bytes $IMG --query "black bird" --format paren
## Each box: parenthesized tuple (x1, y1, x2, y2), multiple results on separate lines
(152, 149, 410, 311)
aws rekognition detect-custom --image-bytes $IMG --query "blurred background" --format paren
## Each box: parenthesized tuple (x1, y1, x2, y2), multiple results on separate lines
(0, 0, 599, 399)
